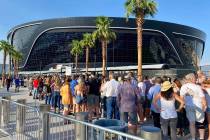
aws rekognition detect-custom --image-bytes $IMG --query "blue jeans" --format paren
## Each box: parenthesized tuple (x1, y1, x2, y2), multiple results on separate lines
(106, 97, 120, 119)
(33, 88, 38, 98)
(53, 91, 61, 110)
(160, 117, 177, 140)
(45, 93, 52, 105)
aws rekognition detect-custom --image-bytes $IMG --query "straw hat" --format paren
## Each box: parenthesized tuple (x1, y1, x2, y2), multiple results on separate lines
(161, 81, 173, 92)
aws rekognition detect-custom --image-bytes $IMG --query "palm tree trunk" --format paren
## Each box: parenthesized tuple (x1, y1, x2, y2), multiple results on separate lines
(8, 55, 11, 76)
(2, 50, 7, 87)
(102, 41, 106, 76)
(136, 16, 144, 78)
(86, 47, 89, 73)
(13, 59, 16, 78)
(16, 60, 19, 77)
(75, 54, 78, 74)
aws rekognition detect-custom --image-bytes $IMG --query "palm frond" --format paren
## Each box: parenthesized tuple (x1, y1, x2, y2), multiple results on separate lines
(70, 40, 83, 56)
(81, 33, 95, 49)
(124, 0, 157, 19)
(93, 16, 116, 43)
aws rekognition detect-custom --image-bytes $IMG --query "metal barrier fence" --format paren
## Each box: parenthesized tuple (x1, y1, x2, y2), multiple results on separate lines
(45, 112, 145, 140)
(0, 97, 145, 140)
(0, 97, 40, 140)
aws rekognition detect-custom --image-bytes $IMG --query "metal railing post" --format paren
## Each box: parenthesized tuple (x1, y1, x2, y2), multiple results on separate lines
(16, 99, 26, 133)
(39, 104, 50, 140)
(1, 96, 11, 127)
(75, 112, 89, 140)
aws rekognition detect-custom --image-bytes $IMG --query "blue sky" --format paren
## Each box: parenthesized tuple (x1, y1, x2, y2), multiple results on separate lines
(0, 0, 209, 65)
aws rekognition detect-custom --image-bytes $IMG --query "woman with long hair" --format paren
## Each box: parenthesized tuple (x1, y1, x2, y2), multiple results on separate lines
(52, 76, 61, 113)
(173, 79, 188, 137)
(153, 81, 184, 140)
(100, 76, 108, 118)
(60, 78, 73, 124)
(75, 77, 88, 112)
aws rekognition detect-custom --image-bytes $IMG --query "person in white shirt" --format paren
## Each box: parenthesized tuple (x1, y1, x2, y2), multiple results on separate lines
(153, 81, 184, 140)
(180, 73, 207, 140)
(101, 72, 119, 119)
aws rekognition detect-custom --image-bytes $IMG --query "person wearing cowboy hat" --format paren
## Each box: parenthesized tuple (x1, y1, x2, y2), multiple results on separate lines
(153, 81, 184, 140)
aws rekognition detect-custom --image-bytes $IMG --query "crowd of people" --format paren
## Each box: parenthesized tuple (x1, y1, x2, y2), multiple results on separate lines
(2, 70, 210, 140)
(0, 76, 27, 92)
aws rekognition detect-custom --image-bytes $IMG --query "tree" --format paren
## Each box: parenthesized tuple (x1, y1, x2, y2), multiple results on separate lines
(80, 33, 95, 73)
(12, 50, 22, 77)
(93, 16, 116, 76)
(0, 40, 12, 86)
(70, 40, 83, 74)
(125, 0, 157, 78)
(8, 45, 15, 76)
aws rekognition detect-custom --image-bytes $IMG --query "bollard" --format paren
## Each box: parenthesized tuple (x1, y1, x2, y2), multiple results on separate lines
(16, 99, 26, 133)
(39, 104, 50, 140)
(75, 112, 89, 140)
(140, 126, 161, 140)
(1, 96, 11, 127)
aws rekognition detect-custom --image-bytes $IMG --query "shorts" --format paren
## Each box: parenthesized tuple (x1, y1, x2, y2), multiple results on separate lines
(196, 121, 205, 129)
(185, 106, 205, 123)
(87, 94, 99, 106)
(206, 107, 210, 113)
(120, 112, 138, 125)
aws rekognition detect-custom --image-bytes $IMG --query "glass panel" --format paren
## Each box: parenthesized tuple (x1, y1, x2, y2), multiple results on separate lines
(12, 24, 40, 66)
(196, 40, 204, 66)
(174, 34, 204, 67)
(24, 30, 181, 71)
(142, 32, 181, 65)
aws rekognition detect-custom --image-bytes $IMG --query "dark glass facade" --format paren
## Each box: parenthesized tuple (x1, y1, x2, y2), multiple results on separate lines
(12, 24, 41, 65)
(24, 29, 182, 71)
(7, 17, 206, 71)
(173, 34, 204, 68)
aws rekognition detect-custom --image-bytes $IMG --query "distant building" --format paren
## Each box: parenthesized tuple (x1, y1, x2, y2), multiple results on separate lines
(7, 17, 206, 77)
(201, 65, 210, 78)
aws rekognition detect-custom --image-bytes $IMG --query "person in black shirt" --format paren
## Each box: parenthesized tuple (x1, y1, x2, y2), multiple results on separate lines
(6, 76, 12, 92)
(87, 74, 101, 119)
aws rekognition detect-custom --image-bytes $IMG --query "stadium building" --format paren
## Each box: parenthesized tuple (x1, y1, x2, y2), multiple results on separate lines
(7, 17, 206, 76)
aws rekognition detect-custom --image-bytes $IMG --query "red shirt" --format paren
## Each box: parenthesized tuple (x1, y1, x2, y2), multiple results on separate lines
(33, 79, 39, 88)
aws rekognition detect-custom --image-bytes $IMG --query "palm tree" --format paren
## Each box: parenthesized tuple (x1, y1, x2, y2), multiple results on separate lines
(0, 40, 12, 86)
(12, 50, 22, 77)
(125, 0, 157, 77)
(93, 16, 116, 76)
(70, 40, 83, 74)
(8, 45, 15, 76)
(80, 33, 95, 73)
